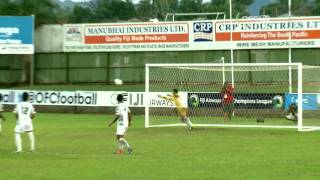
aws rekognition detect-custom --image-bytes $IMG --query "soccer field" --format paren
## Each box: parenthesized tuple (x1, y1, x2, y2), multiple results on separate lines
(1, 112, 320, 180)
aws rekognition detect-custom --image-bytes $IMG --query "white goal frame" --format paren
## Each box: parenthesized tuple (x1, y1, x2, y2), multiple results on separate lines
(145, 63, 312, 132)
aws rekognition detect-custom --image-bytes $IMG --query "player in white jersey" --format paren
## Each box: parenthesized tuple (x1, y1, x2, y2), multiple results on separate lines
(0, 94, 6, 135)
(108, 94, 132, 154)
(13, 92, 36, 153)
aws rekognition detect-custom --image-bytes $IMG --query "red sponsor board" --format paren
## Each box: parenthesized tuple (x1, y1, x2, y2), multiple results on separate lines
(85, 34, 189, 44)
(216, 30, 320, 41)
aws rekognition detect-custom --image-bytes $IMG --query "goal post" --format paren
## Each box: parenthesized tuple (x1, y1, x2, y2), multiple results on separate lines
(145, 63, 319, 131)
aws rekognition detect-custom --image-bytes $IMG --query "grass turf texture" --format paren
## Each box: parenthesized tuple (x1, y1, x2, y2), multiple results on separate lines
(1, 112, 320, 180)
(149, 115, 320, 127)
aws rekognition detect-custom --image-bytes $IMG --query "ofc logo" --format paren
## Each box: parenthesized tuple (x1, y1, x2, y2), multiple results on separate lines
(272, 95, 284, 109)
(193, 22, 213, 42)
(189, 94, 200, 107)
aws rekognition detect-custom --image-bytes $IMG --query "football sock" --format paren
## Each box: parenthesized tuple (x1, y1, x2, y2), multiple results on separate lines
(118, 140, 124, 150)
(185, 117, 193, 129)
(119, 138, 130, 149)
(15, 133, 22, 152)
(27, 132, 35, 151)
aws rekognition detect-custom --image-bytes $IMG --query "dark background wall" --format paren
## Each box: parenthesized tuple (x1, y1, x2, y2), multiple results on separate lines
(1, 49, 319, 85)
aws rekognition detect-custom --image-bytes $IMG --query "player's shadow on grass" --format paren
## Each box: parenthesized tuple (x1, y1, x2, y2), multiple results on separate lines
(191, 127, 233, 132)
(190, 127, 206, 131)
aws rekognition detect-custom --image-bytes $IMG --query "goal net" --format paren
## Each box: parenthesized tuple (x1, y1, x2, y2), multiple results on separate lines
(145, 63, 319, 131)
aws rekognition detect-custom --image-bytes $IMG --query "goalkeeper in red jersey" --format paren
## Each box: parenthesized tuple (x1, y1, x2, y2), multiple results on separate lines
(221, 82, 234, 121)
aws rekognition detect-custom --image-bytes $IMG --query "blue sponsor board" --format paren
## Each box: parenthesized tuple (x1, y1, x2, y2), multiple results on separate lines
(193, 22, 213, 42)
(0, 16, 34, 54)
(0, 16, 33, 44)
(188, 93, 284, 109)
(285, 93, 319, 110)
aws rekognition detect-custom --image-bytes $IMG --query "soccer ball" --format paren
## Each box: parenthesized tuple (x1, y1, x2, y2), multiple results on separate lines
(113, 79, 123, 85)
(272, 95, 283, 109)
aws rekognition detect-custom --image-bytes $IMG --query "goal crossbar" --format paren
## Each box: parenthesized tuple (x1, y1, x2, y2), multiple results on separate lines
(146, 63, 302, 67)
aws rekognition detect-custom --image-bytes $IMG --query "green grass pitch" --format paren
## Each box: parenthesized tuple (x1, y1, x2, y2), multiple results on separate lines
(1, 112, 320, 180)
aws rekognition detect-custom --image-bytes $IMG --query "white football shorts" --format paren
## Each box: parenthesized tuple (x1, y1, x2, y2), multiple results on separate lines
(116, 125, 128, 136)
(15, 123, 33, 133)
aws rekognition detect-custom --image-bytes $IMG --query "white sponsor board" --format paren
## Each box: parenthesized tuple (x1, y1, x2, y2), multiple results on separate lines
(0, 90, 187, 108)
(0, 44, 34, 54)
(64, 22, 197, 52)
(147, 92, 188, 108)
(215, 17, 320, 49)
(97, 91, 187, 107)
(63, 17, 320, 52)
(0, 90, 97, 106)
(1, 90, 318, 109)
